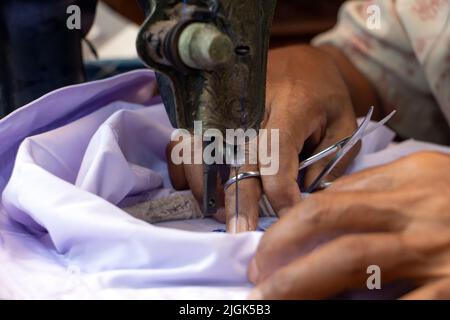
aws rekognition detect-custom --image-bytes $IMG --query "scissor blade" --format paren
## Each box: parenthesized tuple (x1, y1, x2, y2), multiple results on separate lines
(362, 110, 396, 138)
(299, 108, 396, 171)
(306, 107, 374, 192)
(326, 106, 373, 167)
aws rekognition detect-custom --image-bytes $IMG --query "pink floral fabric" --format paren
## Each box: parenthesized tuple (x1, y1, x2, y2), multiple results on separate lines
(314, 0, 450, 144)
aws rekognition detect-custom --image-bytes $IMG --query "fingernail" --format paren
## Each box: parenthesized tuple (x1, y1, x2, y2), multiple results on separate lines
(227, 216, 237, 234)
(237, 216, 250, 233)
(248, 258, 260, 284)
(247, 289, 263, 300)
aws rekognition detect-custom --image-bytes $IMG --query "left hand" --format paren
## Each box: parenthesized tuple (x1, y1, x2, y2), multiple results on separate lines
(248, 152, 450, 300)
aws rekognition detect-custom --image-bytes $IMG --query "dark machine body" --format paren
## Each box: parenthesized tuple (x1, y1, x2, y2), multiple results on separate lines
(136, 0, 277, 215)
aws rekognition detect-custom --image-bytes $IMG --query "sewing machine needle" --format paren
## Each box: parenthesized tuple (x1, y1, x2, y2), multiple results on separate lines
(234, 166, 240, 232)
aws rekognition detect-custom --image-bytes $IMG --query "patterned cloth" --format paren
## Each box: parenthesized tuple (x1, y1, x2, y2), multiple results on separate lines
(314, 0, 450, 144)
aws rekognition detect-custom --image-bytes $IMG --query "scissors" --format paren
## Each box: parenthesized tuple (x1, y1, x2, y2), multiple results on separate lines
(304, 107, 397, 192)
(224, 107, 396, 193)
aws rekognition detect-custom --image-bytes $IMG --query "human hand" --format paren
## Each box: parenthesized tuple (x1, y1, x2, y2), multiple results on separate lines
(260, 45, 359, 214)
(167, 45, 361, 232)
(248, 152, 450, 300)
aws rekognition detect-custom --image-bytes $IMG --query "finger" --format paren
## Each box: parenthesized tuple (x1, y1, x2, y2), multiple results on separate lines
(249, 233, 413, 300)
(304, 115, 359, 189)
(262, 85, 323, 214)
(260, 129, 302, 215)
(249, 191, 410, 284)
(167, 135, 225, 211)
(166, 140, 188, 190)
(166, 133, 204, 192)
(327, 165, 397, 193)
(327, 152, 443, 193)
(225, 164, 262, 233)
(401, 278, 450, 300)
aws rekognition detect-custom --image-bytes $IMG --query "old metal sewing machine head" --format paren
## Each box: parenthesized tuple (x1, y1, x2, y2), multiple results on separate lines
(136, 0, 277, 216)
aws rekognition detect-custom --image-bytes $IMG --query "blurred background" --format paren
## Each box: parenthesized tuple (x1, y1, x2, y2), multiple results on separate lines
(88, 0, 346, 59)
(0, 0, 347, 117)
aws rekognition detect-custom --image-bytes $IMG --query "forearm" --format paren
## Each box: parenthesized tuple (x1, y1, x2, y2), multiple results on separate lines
(317, 45, 382, 120)
(267, 45, 353, 115)
(268, 44, 381, 120)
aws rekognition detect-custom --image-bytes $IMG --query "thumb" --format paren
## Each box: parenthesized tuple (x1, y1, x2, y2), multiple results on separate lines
(304, 124, 360, 190)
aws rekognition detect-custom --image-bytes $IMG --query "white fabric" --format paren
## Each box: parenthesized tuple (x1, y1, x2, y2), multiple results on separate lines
(1, 70, 449, 299)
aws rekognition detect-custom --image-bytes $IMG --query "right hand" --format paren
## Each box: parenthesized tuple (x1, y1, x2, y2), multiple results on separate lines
(167, 45, 365, 232)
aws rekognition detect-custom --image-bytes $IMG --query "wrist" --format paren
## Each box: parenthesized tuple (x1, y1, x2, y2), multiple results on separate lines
(316, 45, 382, 119)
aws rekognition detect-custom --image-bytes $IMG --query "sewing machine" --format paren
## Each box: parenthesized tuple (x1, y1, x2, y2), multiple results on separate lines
(136, 0, 277, 217)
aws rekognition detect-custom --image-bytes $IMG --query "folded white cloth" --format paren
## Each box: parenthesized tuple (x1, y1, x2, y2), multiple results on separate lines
(1, 70, 449, 299)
